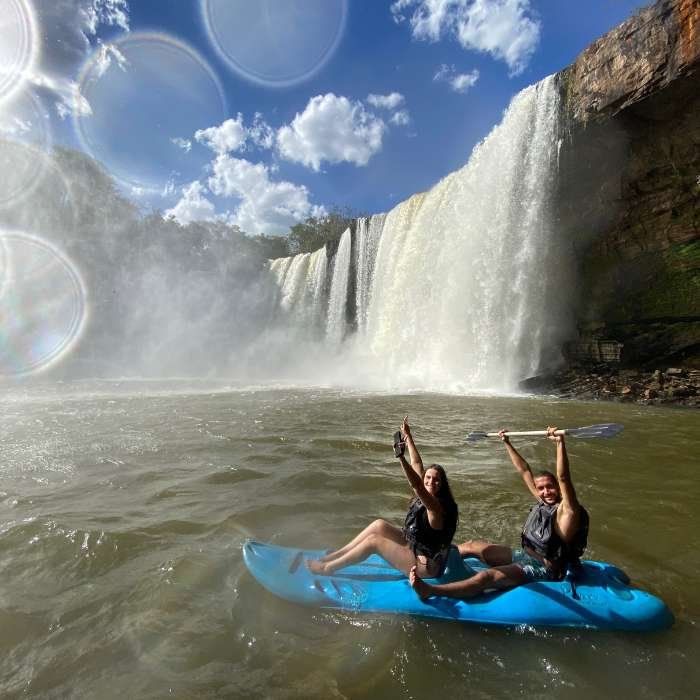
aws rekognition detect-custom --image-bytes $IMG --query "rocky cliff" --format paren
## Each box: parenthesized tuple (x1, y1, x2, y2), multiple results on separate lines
(556, 0, 700, 370)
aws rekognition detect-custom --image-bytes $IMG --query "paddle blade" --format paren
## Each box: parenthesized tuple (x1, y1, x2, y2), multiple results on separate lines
(466, 431, 489, 443)
(566, 423, 624, 439)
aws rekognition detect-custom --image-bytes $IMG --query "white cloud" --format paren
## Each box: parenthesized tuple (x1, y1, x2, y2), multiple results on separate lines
(195, 114, 247, 155)
(391, 0, 540, 76)
(249, 112, 275, 149)
(171, 137, 192, 153)
(390, 0, 415, 23)
(161, 178, 176, 197)
(27, 70, 92, 119)
(406, 0, 451, 40)
(434, 64, 480, 93)
(181, 111, 327, 232)
(81, 0, 130, 34)
(276, 93, 386, 171)
(367, 92, 405, 110)
(450, 70, 480, 92)
(390, 110, 411, 126)
(0, 117, 32, 137)
(194, 112, 275, 155)
(23, 1, 130, 118)
(208, 155, 323, 234)
(164, 180, 216, 225)
(92, 42, 128, 79)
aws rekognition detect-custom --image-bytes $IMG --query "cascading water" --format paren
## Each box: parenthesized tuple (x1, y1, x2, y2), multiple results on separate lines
(363, 74, 567, 391)
(355, 214, 387, 335)
(279, 253, 311, 312)
(269, 246, 329, 337)
(268, 75, 570, 392)
(269, 256, 293, 288)
(325, 227, 352, 345)
(307, 246, 329, 334)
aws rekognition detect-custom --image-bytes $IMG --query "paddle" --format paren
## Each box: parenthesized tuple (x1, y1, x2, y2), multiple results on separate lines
(466, 423, 624, 443)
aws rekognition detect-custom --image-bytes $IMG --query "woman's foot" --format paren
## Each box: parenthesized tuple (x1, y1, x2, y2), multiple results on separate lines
(306, 558, 330, 575)
(409, 565, 432, 601)
(318, 550, 339, 563)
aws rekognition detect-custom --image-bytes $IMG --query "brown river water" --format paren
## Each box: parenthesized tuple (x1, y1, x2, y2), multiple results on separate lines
(0, 381, 698, 698)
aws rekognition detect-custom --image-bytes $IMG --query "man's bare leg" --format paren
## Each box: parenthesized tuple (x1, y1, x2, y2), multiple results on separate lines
(457, 539, 514, 566)
(409, 563, 527, 600)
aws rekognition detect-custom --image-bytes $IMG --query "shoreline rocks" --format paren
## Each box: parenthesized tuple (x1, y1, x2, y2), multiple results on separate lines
(520, 366, 699, 407)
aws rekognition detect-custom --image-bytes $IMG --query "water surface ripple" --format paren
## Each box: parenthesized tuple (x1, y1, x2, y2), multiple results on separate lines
(0, 383, 697, 698)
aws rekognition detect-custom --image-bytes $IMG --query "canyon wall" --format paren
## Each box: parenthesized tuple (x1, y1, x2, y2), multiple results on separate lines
(557, 0, 700, 368)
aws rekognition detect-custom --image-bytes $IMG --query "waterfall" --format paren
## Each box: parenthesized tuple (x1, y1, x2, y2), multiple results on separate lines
(325, 227, 352, 345)
(269, 246, 329, 336)
(355, 213, 386, 336)
(364, 75, 565, 390)
(269, 256, 293, 288)
(279, 253, 311, 311)
(267, 75, 568, 392)
(307, 245, 328, 334)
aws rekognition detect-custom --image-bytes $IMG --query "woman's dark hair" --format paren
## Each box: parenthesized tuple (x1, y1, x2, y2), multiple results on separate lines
(426, 463, 457, 509)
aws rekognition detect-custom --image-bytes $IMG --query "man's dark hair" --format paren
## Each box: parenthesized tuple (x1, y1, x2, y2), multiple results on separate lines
(534, 469, 557, 482)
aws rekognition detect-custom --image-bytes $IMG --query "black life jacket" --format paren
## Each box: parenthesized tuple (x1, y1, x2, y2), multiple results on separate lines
(403, 495, 458, 558)
(521, 501, 589, 570)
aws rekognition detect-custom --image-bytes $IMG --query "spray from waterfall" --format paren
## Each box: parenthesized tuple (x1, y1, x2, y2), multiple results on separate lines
(326, 228, 352, 345)
(355, 214, 387, 336)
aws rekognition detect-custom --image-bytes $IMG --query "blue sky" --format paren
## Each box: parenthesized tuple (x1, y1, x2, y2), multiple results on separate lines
(2, 0, 647, 235)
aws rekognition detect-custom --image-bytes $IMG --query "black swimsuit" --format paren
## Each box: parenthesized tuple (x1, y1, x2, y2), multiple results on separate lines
(403, 496, 458, 574)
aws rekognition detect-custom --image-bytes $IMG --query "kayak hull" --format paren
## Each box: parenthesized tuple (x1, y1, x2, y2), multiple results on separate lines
(242, 540, 673, 632)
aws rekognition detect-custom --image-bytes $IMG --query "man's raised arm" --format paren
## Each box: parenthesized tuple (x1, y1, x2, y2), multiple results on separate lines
(546, 426, 580, 513)
(498, 429, 539, 500)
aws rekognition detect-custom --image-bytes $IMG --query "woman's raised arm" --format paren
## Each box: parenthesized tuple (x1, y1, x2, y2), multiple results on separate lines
(402, 416, 424, 479)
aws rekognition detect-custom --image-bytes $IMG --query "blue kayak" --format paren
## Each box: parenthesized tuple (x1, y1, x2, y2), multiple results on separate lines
(242, 540, 673, 632)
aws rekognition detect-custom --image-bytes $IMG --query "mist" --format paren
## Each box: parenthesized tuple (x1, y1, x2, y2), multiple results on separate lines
(0, 141, 319, 381)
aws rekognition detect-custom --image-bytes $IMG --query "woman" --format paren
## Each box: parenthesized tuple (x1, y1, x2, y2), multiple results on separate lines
(306, 417, 458, 577)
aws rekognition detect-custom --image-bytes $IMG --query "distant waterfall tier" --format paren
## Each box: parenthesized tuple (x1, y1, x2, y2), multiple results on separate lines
(269, 246, 329, 338)
(268, 75, 571, 392)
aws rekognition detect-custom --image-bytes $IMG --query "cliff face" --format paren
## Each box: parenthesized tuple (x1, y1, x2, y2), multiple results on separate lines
(556, 0, 700, 369)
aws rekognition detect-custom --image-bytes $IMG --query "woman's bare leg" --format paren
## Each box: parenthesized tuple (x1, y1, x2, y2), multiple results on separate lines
(308, 533, 418, 575)
(410, 563, 527, 600)
(457, 539, 513, 566)
(319, 519, 405, 563)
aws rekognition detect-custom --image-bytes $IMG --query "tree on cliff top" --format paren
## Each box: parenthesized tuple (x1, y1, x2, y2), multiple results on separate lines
(287, 206, 360, 255)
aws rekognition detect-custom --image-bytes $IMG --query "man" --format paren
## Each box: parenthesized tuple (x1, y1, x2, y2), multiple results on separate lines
(409, 426, 589, 600)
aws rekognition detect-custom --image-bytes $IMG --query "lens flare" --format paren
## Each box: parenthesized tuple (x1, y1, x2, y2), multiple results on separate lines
(74, 32, 227, 192)
(0, 231, 87, 377)
(0, 0, 39, 104)
(0, 236, 8, 300)
(201, 0, 347, 87)
(0, 88, 52, 207)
